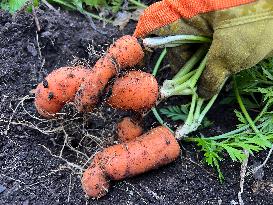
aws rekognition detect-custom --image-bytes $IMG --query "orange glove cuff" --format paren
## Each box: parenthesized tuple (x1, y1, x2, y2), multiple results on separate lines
(134, 0, 256, 38)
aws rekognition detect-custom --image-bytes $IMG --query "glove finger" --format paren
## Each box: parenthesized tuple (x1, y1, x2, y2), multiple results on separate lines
(198, 17, 273, 99)
(133, 1, 180, 38)
(197, 59, 230, 99)
(134, 0, 254, 38)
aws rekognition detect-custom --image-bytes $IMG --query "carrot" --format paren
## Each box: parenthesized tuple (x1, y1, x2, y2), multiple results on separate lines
(117, 117, 143, 142)
(35, 66, 91, 118)
(106, 35, 144, 68)
(81, 126, 180, 198)
(107, 70, 159, 111)
(74, 56, 116, 112)
(35, 35, 144, 115)
(75, 35, 144, 112)
(81, 165, 109, 198)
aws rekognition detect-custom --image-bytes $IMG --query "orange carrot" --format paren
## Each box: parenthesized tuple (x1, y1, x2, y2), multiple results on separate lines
(74, 56, 116, 112)
(82, 165, 109, 198)
(75, 35, 144, 112)
(35, 66, 91, 118)
(117, 117, 143, 142)
(35, 35, 144, 116)
(81, 126, 180, 198)
(107, 70, 159, 111)
(106, 35, 144, 68)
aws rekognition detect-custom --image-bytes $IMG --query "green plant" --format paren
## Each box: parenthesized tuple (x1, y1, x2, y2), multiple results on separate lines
(188, 57, 273, 180)
(0, 0, 36, 13)
(150, 35, 273, 180)
(160, 104, 213, 128)
(149, 36, 219, 137)
(0, 0, 146, 21)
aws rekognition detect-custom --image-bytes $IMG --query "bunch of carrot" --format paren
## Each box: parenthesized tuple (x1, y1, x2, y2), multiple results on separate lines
(34, 35, 181, 199)
(35, 35, 156, 118)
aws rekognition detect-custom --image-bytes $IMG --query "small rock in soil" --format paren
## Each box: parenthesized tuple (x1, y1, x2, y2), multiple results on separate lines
(0, 184, 6, 193)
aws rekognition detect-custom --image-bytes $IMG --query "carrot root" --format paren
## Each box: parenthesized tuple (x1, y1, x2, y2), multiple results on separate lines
(106, 35, 144, 68)
(107, 70, 159, 111)
(75, 35, 144, 112)
(34, 66, 91, 118)
(117, 117, 143, 142)
(81, 126, 180, 198)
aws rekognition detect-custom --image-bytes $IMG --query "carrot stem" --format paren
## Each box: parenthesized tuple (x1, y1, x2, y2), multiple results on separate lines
(173, 46, 208, 79)
(175, 90, 220, 139)
(152, 48, 167, 76)
(160, 55, 207, 98)
(198, 94, 217, 122)
(189, 55, 208, 88)
(151, 107, 173, 133)
(128, 0, 147, 8)
(143, 35, 212, 48)
(233, 76, 261, 136)
(193, 97, 204, 122)
(172, 70, 196, 85)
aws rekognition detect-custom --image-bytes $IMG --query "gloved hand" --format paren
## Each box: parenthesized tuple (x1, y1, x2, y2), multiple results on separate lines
(134, 0, 273, 98)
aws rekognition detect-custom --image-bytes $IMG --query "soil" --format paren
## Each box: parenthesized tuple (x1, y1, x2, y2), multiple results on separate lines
(1, 6, 273, 205)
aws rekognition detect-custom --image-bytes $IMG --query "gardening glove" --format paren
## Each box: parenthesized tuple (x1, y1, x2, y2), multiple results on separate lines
(134, 0, 273, 98)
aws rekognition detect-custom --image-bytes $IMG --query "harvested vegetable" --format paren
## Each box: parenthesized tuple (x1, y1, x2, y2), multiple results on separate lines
(35, 66, 91, 118)
(74, 57, 116, 112)
(106, 35, 144, 68)
(117, 117, 143, 142)
(81, 126, 180, 198)
(75, 35, 144, 112)
(81, 164, 109, 198)
(107, 70, 159, 111)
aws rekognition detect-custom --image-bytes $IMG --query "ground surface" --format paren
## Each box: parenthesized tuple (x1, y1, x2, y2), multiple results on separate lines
(1, 6, 273, 205)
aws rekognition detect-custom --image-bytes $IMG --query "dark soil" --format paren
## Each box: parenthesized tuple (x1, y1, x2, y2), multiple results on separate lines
(1, 6, 273, 205)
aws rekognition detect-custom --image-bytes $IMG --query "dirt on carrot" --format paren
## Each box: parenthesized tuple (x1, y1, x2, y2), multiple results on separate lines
(81, 126, 180, 198)
(117, 117, 143, 142)
(74, 35, 144, 112)
(34, 66, 91, 118)
(107, 70, 159, 111)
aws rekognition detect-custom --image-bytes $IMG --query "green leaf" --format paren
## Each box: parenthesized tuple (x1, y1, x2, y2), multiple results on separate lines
(72, 0, 83, 11)
(247, 136, 272, 149)
(258, 87, 273, 102)
(241, 96, 260, 109)
(160, 105, 189, 121)
(83, 0, 107, 8)
(0, 0, 10, 11)
(201, 118, 213, 129)
(49, 0, 75, 10)
(33, 0, 39, 7)
(9, 0, 29, 13)
(222, 145, 246, 162)
(112, 0, 123, 13)
(262, 67, 273, 81)
(234, 110, 247, 125)
(26, 0, 39, 13)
